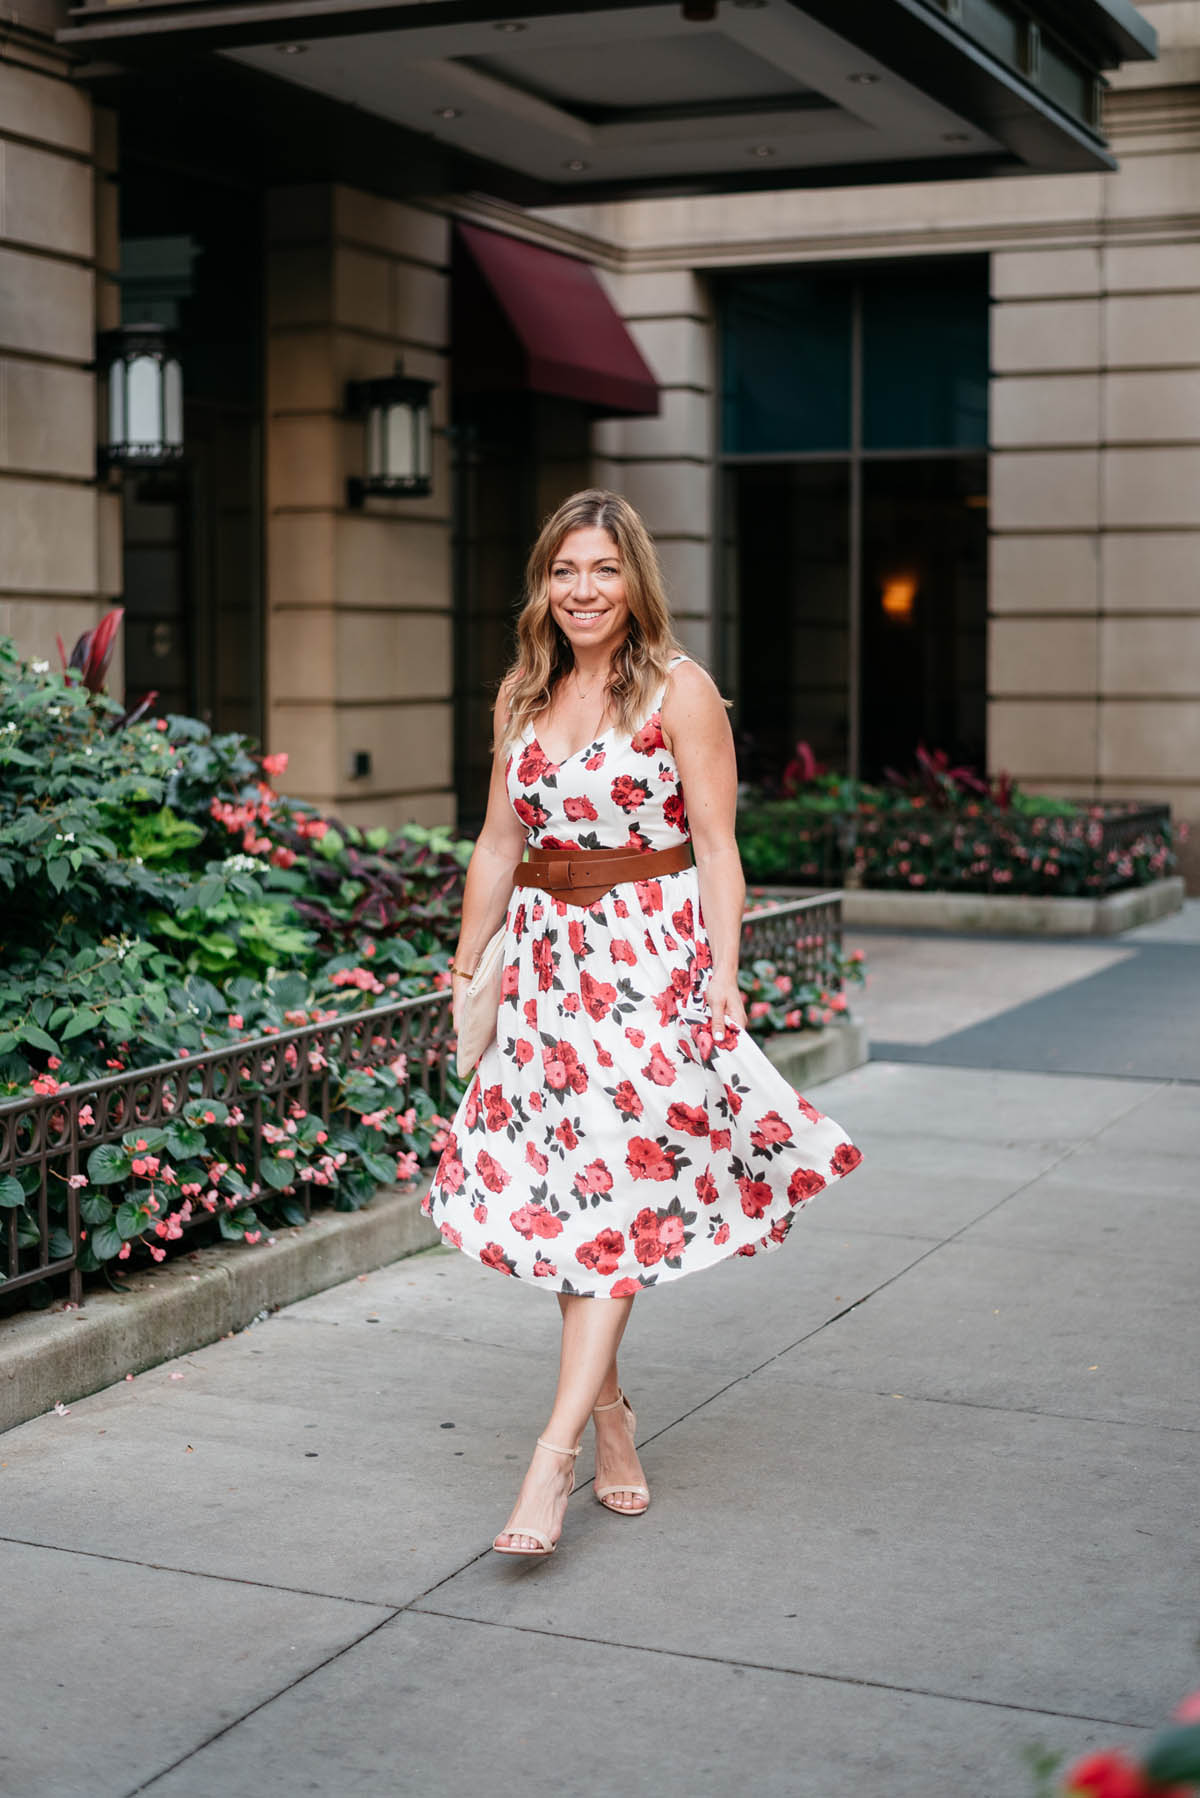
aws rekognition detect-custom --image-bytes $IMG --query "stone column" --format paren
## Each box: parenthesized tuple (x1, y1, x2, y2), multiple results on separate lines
(0, 44, 118, 676)
(591, 270, 716, 672)
(264, 184, 453, 830)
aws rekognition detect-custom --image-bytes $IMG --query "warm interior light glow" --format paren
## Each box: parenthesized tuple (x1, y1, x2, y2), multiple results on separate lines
(881, 574, 918, 620)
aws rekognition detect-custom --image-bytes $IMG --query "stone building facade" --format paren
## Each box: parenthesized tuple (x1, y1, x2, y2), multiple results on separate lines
(1, 0, 1196, 882)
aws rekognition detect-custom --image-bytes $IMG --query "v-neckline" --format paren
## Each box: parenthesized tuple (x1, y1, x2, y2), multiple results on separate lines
(529, 722, 618, 768)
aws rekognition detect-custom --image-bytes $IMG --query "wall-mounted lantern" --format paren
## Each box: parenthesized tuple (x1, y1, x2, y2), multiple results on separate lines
(346, 365, 435, 505)
(97, 323, 184, 469)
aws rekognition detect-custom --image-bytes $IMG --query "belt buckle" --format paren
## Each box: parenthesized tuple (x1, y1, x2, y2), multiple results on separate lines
(547, 855, 572, 891)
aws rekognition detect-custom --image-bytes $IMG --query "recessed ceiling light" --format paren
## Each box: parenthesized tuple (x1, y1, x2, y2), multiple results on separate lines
(748, 144, 776, 158)
(847, 71, 881, 84)
(494, 19, 528, 30)
(433, 107, 462, 119)
(563, 159, 589, 172)
(942, 131, 970, 142)
(276, 42, 308, 53)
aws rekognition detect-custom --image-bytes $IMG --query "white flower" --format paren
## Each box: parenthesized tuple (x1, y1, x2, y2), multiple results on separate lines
(32, 659, 50, 673)
(54, 831, 76, 843)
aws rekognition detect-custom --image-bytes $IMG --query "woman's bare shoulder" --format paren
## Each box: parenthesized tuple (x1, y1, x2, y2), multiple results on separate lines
(660, 657, 724, 753)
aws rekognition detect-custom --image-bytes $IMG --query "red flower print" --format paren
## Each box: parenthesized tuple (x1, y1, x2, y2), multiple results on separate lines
(475, 1149, 511, 1193)
(831, 1141, 862, 1176)
(788, 1167, 826, 1204)
(529, 1091, 543, 1112)
(663, 931, 678, 952)
(671, 898, 695, 939)
(512, 795, 549, 831)
(610, 1277, 641, 1297)
(625, 826, 652, 853)
(563, 992, 581, 1012)
(514, 1037, 534, 1066)
(501, 963, 520, 998)
(625, 1026, 645, 1049)
(439, 1222, 463, 1248)
(584, 749, 606, 770)
(612, 1080, 643, 1120)
(714, 1222, 730, 1245)
(568, 918, 589, 957)
(509, 1203, 564, 1241)
(641, 1042, 677, 1087)
(524, 999, 538, 1028)
(797, 1095, 826, 1125)
(737, 1176, 772, 1219)
(526, 1143, 549, 1174)
(613, 897, 629, 918)
(480, 1241, 516, 1275)
(574, 1159, 612, 1202)
(593, 1040, 614, 1069)
(483, 1085, 513, 1131)
(533, 1258, 559, 1278)
(635, 878, 663, 913)
(631, 1208, 686, 1266)
(517, 741, 555, 784)
(576, 1228, 625, 1275)
(663, 789, 687, 832)
(511, 903, 528, 941)
(695, 1169, 718, 1205)
(563, 794, 598, 822)
(723, 1082, 743, 1116)
(464, 1083, 481, 1129)
(556, 1119, 578, 1151)
(769, 1217, 791, 1245)
(435, 1134, 465, 1192)
(581, 970, 618, 1021)
(473, 1203, 488, 1224)
(626, 1137, 676, 1181)
(653, 967, 692, 1026)
(750, 1110, 793, 1151)
(667, 1101, 709, 1137)
(611, 938, 637, 966)
(642, 930, 659, 957)
(611, 774, 650, 814)
(542, 1039, 588, 1094)
(710, 1127, 731, 1151)
(631, 714, 665, 754)
(532, 933, 557, 991)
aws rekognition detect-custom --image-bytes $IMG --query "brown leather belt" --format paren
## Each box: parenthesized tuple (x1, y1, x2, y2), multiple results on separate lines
(513, 841, 694, 907)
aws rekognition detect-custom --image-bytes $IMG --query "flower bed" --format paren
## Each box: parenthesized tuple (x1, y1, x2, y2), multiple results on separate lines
(736, 763, 1180, 899)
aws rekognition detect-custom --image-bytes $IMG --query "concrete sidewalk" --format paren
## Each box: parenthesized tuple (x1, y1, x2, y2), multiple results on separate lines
(3, 909, 1198, 1797)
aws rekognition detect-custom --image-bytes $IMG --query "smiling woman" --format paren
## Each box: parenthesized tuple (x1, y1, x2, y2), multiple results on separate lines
(420, 489, 864, 1559)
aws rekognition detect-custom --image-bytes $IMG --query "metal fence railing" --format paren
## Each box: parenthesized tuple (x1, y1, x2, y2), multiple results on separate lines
(1, 891, 844, 1308)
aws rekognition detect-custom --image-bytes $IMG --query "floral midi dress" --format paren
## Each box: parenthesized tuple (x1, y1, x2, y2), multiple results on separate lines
(421, 654, 864, 1297)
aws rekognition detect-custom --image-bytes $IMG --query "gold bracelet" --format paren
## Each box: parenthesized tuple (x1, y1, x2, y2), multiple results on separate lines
(449, 960, 478, 980)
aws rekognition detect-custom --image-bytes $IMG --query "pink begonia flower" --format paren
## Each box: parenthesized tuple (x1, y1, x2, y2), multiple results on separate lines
(66, 1173, 87, 1189)
(1173, 1688, 1200, 1721)
(78, 1104, 95, 1126)
(261, 752, 288, 776)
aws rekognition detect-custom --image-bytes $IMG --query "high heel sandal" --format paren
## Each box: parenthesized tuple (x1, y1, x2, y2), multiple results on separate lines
(592, 1388, 650, 1516)
(491, 1437, 581, 1558)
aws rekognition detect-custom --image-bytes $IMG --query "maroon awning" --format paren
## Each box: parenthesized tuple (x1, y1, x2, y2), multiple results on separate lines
(452, 221, 659, 419)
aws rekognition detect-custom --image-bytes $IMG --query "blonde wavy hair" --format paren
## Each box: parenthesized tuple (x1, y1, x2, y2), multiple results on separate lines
(494, 489, 721, 757)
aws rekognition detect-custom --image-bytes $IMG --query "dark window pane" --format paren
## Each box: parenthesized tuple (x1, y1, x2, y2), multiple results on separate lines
(860, 457, 989, 780)
(727, 461, 851, 782)
(862, 263, 989, 450)
(720, 274, 851, 454)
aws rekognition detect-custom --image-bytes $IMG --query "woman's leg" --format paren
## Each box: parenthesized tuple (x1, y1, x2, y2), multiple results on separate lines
(495, 1294, 634, 1552)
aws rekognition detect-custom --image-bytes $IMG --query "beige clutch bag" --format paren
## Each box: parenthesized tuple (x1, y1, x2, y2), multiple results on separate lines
(454, 924, 506, 1080)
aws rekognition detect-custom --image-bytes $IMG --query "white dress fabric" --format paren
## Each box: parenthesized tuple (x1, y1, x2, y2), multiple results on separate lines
(421, 654, 864, 1296)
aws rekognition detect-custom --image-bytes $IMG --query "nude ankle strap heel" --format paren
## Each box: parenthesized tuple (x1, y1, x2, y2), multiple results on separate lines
(591, 1388, 650, 1516)
(491, 1438, 581, 1558)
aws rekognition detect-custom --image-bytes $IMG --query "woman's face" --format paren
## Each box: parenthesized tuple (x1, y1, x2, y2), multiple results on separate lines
(547, 526, 630, 663)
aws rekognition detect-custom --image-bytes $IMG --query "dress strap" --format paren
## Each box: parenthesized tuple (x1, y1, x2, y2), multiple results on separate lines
(650, 653, 690, 713)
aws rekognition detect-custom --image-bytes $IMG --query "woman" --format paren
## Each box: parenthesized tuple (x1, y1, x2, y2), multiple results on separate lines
(422, 490, 863, 1558)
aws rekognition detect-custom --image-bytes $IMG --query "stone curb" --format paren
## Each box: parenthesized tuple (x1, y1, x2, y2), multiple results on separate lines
(756, 877, 1185, 936)
(0, 1183, 440, 1437)
(0, 1024, 867, 1438)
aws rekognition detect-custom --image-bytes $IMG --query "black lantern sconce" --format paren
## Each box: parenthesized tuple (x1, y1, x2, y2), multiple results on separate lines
(346, 365, 435, 505)
(97, 323, 184, 469)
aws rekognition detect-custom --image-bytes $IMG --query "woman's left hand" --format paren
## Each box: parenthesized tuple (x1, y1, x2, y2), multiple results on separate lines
(704, 972, 747, 1044)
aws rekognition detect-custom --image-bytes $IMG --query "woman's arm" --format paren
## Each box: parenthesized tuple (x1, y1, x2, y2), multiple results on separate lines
(451, 681, 528, 1023)
(662, 662, 748, 1043)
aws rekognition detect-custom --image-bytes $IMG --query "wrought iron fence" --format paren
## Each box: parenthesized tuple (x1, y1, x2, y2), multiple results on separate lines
(1096, 804, 1172, 885)
(1, 891, 844, 1308)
